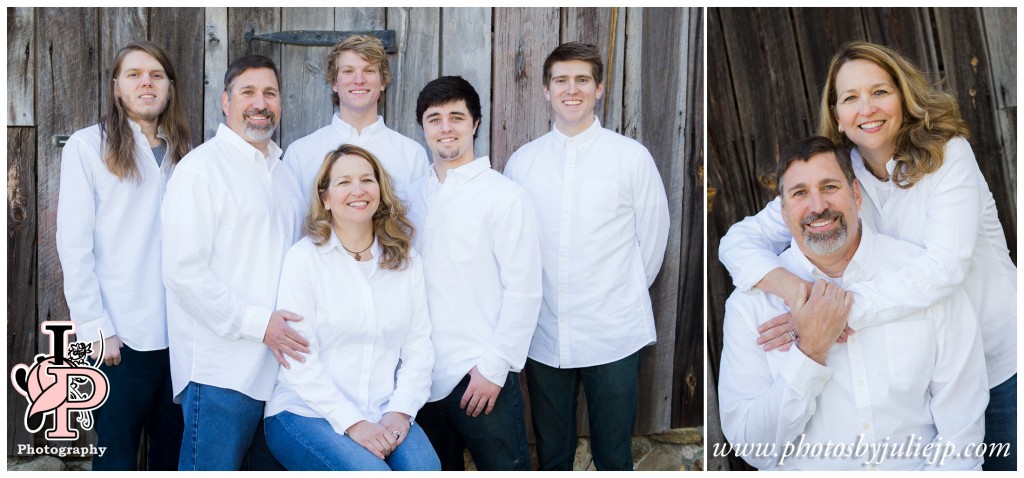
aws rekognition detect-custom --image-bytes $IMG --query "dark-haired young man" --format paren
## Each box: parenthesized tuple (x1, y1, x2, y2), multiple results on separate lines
(57, 41, 189, 471)
(162, 55, 306, 470)
(504, 42, 670, 471)
(406, 76, 542, 471)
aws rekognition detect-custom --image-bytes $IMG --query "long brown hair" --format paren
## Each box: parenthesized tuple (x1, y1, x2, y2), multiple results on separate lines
(304, 144, 414, 271)
(818, 41, 970, 188)
(102, 41, 190, 182)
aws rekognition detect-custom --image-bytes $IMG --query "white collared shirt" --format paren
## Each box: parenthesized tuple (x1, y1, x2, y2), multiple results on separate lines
(284, 114, 430, 206)
(161, 123, 303, 402)
(504, 118, 671, 368)
(718, 224, 987, 471)
(57, 121, 174, 350)
(406, 157, 542, 401)
(718, 137, 1016, 387)
(265, 234, 433, 435)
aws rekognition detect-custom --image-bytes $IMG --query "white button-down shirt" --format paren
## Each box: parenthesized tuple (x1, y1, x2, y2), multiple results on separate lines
(407, 157, 542, 400)
(57, 121, 173, 350)
(162, 124, 303, 402)
(718, 224, 987, 471)
(718, 137, 1016, 387)
(284, 115, 430, 206)
(504, 118, 671, 368)
(265, 234, 433, 435)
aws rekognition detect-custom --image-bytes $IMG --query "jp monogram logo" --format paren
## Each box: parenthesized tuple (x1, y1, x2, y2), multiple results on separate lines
(10, 322, 110, 440)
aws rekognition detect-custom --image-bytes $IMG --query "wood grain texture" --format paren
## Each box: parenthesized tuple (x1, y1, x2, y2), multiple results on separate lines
(280, 7, 334, 150)
(385, 7, 440, 154)
(561, 7, 626, 134)
(981, 7, 1017, 238)
(622, 8, 644, 141)
(441, 7, 492, 159)
(8, 127, 38, 453)
(7, 7, 35, 126)
(149, 8, 206, 149)
(203, 7, 228, 141)
(99, 8, 147, 117)
(491, 7, 559, 172)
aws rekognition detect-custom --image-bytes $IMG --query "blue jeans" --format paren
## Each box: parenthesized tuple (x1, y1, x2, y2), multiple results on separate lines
(417, 372, 530, 470)
(526, 350, 642, 471)
(177, 382, 283, 471)
(93, 346, 182, 470)
(983, 374, 1017, 471)
(265, 411, 440, 471)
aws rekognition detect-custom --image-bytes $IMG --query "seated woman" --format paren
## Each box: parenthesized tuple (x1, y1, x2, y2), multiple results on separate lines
(264, 144, 440, 471)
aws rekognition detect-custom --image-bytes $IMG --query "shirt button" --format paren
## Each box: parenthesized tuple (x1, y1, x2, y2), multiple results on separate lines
(559, 288, 567, 294)
(857, 379, 864, 386)
(862, 423, 870, 430)
(849, 337, 856, 344)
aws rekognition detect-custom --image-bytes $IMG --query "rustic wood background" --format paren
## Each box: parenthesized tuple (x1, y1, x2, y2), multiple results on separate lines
(6, 7, 702, 455)
(706, 7, 1017, 471)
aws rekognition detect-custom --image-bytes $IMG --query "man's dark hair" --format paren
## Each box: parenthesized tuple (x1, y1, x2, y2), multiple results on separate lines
(542, 42, 604, 86)
(415, 76, 482, 138)
(224, 55, 281, 94)
(776, 136, 856, 197)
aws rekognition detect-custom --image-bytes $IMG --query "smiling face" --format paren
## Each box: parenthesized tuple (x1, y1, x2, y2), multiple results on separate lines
(114, 50, 171, 125)
(322, 153, 380, 228)
(833, 59, 904, 165)
(332, 50, 384, 117)
(221, 67, 281, 149)
(421, 99, 479, 167)
(780, 152, 862, 259)
(544, 60, 604, 137)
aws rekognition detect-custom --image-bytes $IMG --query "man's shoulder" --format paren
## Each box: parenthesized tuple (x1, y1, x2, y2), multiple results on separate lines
(174, 136, 228, 176)
(594, 128, 651, 160)
(286, 124, 336, 154)
(510, 130, 557, 158)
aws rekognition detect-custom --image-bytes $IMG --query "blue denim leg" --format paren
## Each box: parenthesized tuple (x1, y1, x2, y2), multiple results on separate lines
(525, 358, 582, 471)
(177, 382, 264, 470)
(265, 411, 439, 471)
(92, 346, 182, 471)
(983, 374, 1017, 471)
(581, 350, 641, 471)
(418, 372, 530, 470)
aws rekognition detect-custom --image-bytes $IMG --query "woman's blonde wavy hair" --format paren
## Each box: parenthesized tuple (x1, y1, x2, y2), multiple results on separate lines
(304, 144, 414, 271)
(818, 41, 970, 188)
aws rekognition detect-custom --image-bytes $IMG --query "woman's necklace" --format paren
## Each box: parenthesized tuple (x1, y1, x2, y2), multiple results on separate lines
(341, 236, 373, 261)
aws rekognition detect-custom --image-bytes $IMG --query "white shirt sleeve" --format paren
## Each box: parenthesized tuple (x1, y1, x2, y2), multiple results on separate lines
(633, 149, 671, 287)
(56, 135, 117, 343)
(413, 145, 431, 181)
(717, 197, 791, 292)
(274, 246, 368, 435)
(384, 260, 434, 417)
(161, 168, 272, 342)
(845, 149, 981, 330)
(475, 191, 543, 387)
(718, 295, 834, 469)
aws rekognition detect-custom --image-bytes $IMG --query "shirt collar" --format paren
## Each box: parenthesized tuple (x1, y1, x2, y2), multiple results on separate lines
(318, 227, 381, 264)
(851, 147, 905, 187)
(551, 116, 602, 152)
(127, 118, 169, 142)
(332, 114, 385, 137)
(429, 156, 491, 186)
(216, 123, 282, 166)
(785, 221, 875, 283)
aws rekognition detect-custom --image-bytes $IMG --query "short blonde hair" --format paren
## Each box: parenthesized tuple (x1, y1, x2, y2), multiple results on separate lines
(324, 35, 392, 107)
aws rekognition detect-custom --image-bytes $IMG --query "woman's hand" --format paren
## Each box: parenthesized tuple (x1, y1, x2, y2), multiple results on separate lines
(378, 412, 412, 448)
(346, 420, 395, 459)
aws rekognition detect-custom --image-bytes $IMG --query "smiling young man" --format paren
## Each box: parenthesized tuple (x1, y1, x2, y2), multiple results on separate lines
(284, 35, 429, 206)
(161, 55, 307, 470)
(56, 41, 189, 470)
(503, 42, 671, 471)
(717, 136, 986, 471)
(405, 76, 542, 471)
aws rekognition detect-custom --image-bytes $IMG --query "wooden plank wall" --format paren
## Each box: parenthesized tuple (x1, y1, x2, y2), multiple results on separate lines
(6, 7, 700, 454)
(707, 7, 1017, 471)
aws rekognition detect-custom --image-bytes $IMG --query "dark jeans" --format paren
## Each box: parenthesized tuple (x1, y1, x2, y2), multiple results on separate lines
(525, 350, 642, 471)
(983, 374, 1017, 471)
(92, 346, 182, 471)
(177, 382, 283, 471)
(417, 372, 530, 471)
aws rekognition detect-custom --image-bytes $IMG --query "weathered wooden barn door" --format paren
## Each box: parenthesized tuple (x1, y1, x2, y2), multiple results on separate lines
(706, 7, 1017, 471)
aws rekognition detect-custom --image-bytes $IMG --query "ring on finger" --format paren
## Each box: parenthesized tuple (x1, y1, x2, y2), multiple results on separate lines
(788, 330, 798, 342)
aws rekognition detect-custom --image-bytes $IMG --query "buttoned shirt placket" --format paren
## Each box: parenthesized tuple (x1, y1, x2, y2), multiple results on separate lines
(351, 248, 379, 412)
(555, 138, 578, 367)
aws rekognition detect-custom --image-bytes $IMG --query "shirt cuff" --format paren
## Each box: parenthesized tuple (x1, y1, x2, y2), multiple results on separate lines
(384, 397, 421, 420)
(73, 314, 117, 344)
(327, 408, 368, 437)
(240, 305, 274, 342)
(779, 347, 834, 398)
(476, 354, 511, 387)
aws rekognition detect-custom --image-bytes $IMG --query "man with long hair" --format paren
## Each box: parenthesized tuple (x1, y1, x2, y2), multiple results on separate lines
(56, 40, 189, 470)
